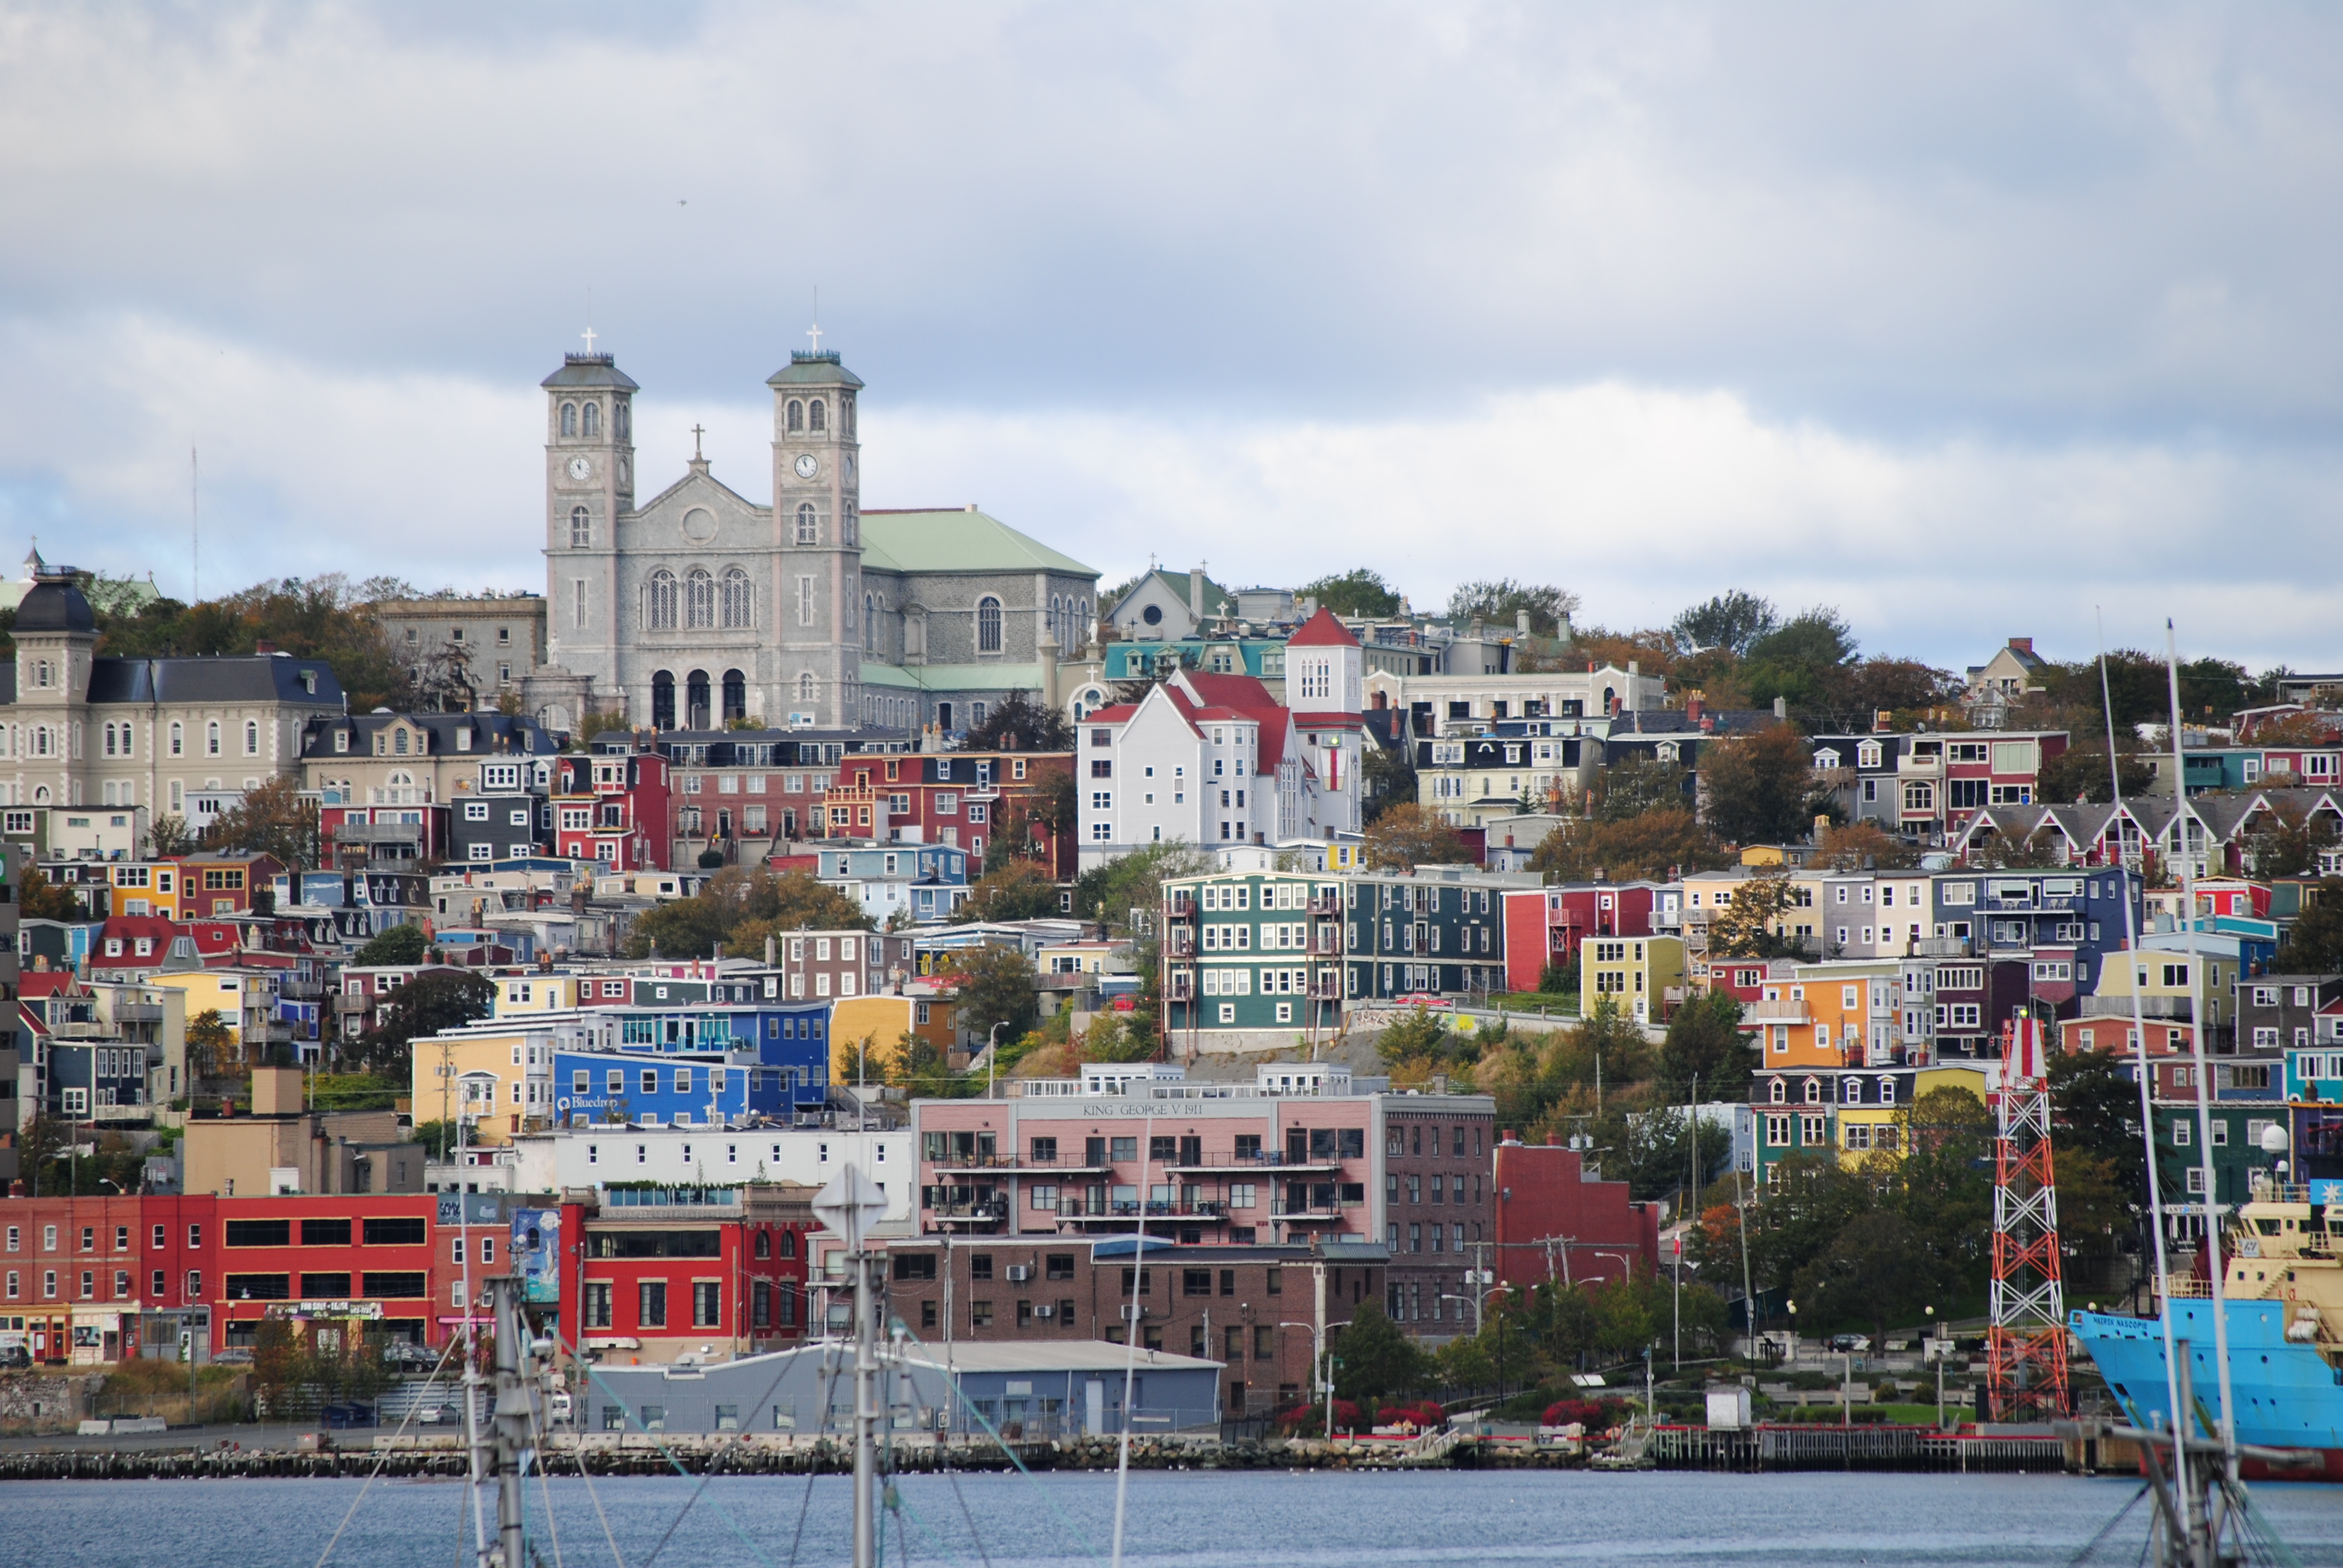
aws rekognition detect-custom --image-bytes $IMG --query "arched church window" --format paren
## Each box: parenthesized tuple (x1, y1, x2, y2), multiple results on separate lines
(206, 721, 221, 757)
(570, 507, 591, 549)
(560, 403, 577, 437)
(798, 672, 816, 703)
(796, 504, 818, 546)
(977, 596, 1003, 654)
(808, 399, 826, 433)
(614, 400, 630, 439)
(721, 569, 752, 630)
(170, 722, 183, 757)
(244, 720, 260, 756)
(645, 570, 679, 630)
(686, 670, 711, 730)
(582, 402, 600, 438)
(721, 669, 747, 725)
(843, 503, 857, 547)
(787, 400, 804, 433)
(685, 569, 716, 630)
(863, 593, 876, 651)
(842, 394, 854, 437)
(651, 671, 676, 730)
(393, 728, 409, 755)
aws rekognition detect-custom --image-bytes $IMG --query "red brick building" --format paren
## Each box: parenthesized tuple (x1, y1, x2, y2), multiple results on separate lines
(1490, 1132, 1660, 1292)
(578, 1184, 816, 1363)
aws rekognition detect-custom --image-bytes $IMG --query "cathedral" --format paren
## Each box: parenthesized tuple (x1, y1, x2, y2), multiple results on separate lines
(526, 344, 1100, 737)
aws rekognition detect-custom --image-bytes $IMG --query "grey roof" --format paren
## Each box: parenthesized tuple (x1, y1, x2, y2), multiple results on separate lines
(17, 571, 95, 634)
(540, 354, 640, 391)
(300, 710, 552, 757)
(84, 654, 344, 708)
(765, 350, 864, 389)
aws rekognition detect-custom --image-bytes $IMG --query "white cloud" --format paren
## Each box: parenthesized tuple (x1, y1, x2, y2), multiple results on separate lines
(1, 2, 2340, 676)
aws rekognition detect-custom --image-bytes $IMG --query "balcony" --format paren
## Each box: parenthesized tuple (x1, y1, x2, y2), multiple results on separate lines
(1311, 927, 1341, 955)
(1269, 1198, 1348, 1222)
(1163, 1149, 1340, 1174)
(1164, 928, 1196, 959)
(1306, 973, 1343, 1001)
(1165, 892, 1197, 921)
(1307, 892, 1341, 917)
(2080, 995, 2194, 1020)
(926, 1200, 1009, 1226)
(1055, 1198, 1228, 1223)
(1742, 999, 1812, 1024)
(926, 1151, 1113, 1174)
(1165, 972, 1194, 1001)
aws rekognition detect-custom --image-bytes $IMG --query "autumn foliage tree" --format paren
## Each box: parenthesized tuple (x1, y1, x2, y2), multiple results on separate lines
(1363, 803, 1472, 871)
(1699, 724, 1815, 845)
(1530, 810, 1730, 884)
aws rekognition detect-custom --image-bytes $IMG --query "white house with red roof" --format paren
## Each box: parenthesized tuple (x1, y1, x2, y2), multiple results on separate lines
(1283, 608, 1368, 839)
(1076, 626, 1363, 868)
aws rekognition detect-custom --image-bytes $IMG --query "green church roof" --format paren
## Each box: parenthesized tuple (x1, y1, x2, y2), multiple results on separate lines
(859, 509, 1098, 578)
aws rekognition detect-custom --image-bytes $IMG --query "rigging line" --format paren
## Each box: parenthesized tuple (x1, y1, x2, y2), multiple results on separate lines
(633, 1348, 809, 1568)
(551, 1326, 780, 1568)
(311, 1334, 465, 1568)
(2096, 608, 2191, 1528)
(886, 1321, 1103, 1564)
(571, 1425, 628, 1568)
(524, 1388, 566, 1568)
(785, 1348, 844, 1568)
(936, 1409, 996, 1568)
(2065, 1483, 2149, 1567)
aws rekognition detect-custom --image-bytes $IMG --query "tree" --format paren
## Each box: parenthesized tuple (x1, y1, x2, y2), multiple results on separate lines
(94, 573, 413, 713)
(1791, 1210, 1948, 1351)
(355, 971, 496, 1074)
(1445, 579, 1580, 637)
(1375, 1006, 1450, 1067)
(146, 815, 196, 857)
(1813, 821, 1922, 871)
(1705, 871, 1802, 959)
(1530, 809, 1731, 883)
(2277, 880, 2343, 977)
(411, 1120, 460, 1160)
(1329, 1303, 1428, 1404)
(941, 942, 1040, 1049)
(627, 867, 872, 960)
(567, 708, 632, 749)
(1890, 1086, 1997, 1278)
(1362, 741, 1418, 824)
(1670, 592, 1777, 656)
(185, 1009, 236, 1080)
(963, 690, 1074, 753)
(350, 923, 429, 967)
(2036, 743, 2154, 806)
(2242, 800, 2339, 880)
(1297, 568, 1401, 619)
(1607, 1109, 1735, 1203)
(1591, 756, 1688, 822)
(1363, 803, 1472, 871)
(1700, 725, 1814, 845)
(201, 776, 320, 869)
(1655, 990, 1751, 1102)
(19, 866, 86, 922)
(954, 859, 1061, 923)
(1073, 841, 1213, 935)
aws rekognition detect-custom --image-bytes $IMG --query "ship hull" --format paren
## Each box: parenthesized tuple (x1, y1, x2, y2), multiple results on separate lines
(2071, 1300, 2343, 1477)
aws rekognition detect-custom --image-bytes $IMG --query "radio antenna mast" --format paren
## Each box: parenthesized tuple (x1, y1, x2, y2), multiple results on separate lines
(190, 446, 200, 602)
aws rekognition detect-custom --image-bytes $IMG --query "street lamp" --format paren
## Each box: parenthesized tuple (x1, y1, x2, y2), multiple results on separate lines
(986, 1022, 1006, 1099)
(1276, 1318, 1348, 1437)
(1924, 1304, 1944, 1429)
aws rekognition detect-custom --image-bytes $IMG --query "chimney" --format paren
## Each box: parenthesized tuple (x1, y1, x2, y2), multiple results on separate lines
(1546, 1132, 1562, 1146)
(1516, 610, 1531, 636)
(1686, 692, 1704, 727)
(1038, 626, 1061, 710)
(1814, 814, 1832, 844)
(2009, 637, 2034, 655)
(1773, 696, 1788, 719)
(1872, 709, 1893, 734)
(1189, 567, 1205, 621)
(1500, 1129, 1519, 1145)
(251, 1066, 304, 1116)
(254, 639, 277, 655)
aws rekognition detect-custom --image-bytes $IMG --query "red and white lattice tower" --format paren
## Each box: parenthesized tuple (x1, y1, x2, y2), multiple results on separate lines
(1986, 1014, 2070, 1422)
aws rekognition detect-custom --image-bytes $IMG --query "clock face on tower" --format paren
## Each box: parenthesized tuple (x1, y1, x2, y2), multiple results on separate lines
(794, 452, 819, 480)
(566, 456, 592, 482)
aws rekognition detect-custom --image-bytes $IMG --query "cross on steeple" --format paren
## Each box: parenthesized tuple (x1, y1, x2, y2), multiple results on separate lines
(805, 319, 822, 353)
(690, 423, 706, 459)
(581, 325, 598, 354)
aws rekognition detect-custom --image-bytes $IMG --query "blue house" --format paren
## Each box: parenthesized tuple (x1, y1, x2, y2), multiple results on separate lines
(1946, 867, 2143, 990)
(554, 1049, 794, 1127)
(600, 1003, 830, 1111)
(46, 1042, 148, 1118)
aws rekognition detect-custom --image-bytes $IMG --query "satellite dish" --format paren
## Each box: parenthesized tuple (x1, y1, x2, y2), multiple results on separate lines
(2261, 1123, 2291, 1157)
(813, 1165, 888, 1253)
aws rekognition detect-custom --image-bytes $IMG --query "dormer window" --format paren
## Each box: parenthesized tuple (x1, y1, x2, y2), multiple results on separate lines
(393, 728, 410, 756)
(1814, 748, 1841, 769)
(333, 729, 349, 754)
(1858, 742, 1883, 769)
(1803, 1077, 1821, 1104)
(1769, 1078, 1786, 1104)
(456, 727, 473, 753)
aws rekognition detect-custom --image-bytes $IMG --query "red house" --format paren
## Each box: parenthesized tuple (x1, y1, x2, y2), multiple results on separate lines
(1491, 1132, 1660, 1292)
(578, 1185, 816, 1362)
(1501, 883, 1662, 993)
(553, 745, 672, 871)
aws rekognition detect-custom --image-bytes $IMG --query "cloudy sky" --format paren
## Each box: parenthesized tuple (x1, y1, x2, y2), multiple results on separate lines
(4, 1, 2339, 670)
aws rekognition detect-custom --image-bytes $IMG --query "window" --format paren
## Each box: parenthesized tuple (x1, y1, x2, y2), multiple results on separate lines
(571, 506, 591, 548)
(693, 1281, 722, 1327)
(796, 503, 818, 545)
(362, 1216, 428, 1246)
(646, 570, 679, 630)
(722, 569, 753, 629)
(639, 1281, 669, 1327)
(583, 1282, 612, 1329)
(686, 569, 716, 629)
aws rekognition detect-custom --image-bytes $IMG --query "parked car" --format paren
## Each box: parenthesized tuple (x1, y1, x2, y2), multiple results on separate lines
(1825, 1334, 1871, 1353)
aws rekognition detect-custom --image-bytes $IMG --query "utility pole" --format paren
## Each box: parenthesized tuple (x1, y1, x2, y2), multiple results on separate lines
(1315, 1255, 1331, 1439)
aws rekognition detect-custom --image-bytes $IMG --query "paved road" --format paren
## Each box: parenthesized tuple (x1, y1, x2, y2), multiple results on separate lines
(0, 1421, 333, 1454)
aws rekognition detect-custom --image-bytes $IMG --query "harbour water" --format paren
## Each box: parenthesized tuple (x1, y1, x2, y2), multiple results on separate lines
(10, 1470, 2343, 1567)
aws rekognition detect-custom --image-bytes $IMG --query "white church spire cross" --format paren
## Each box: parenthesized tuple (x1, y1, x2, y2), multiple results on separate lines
(581, 325, 598, 355)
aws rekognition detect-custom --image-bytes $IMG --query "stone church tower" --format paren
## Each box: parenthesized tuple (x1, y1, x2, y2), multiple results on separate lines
(767, 350, 862, 729)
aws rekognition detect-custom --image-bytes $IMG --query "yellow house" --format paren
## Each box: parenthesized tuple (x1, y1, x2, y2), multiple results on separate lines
(830, 993, 962, 1081)
(1834, 1063, 1993, 1169)
(491, 973, 585, 1017)
(1580, 935, 1687, 1025)
(149, 969, 280, 1052)
(105, 860, 189, 921)
(407, 1022, 559, 1146)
